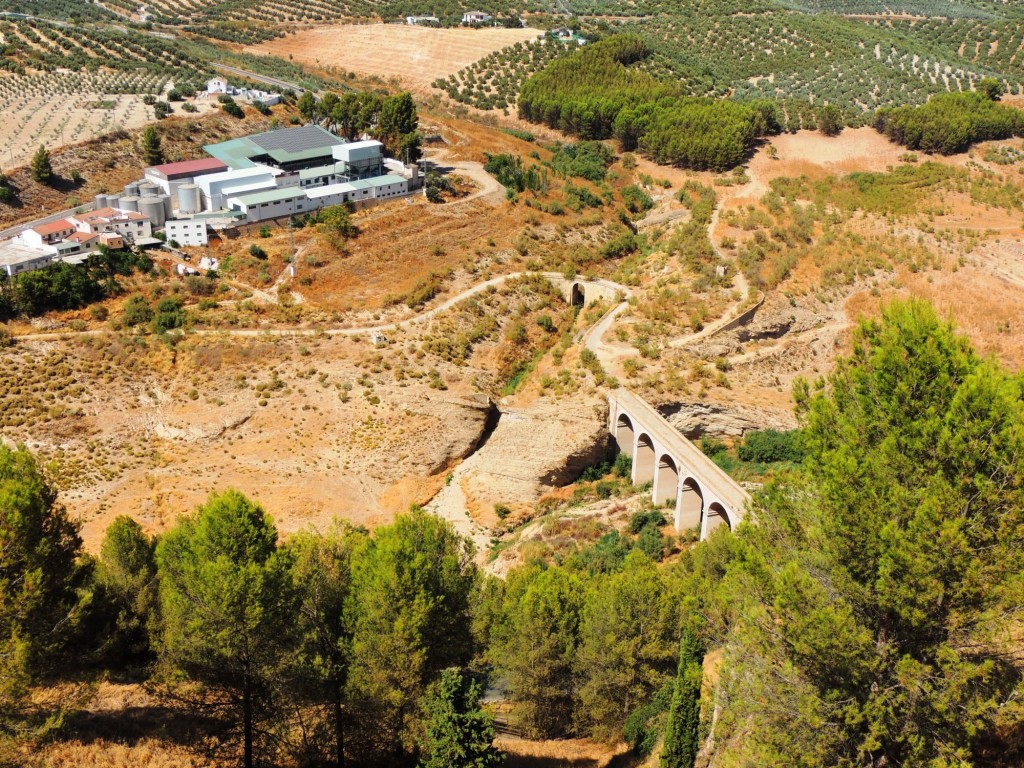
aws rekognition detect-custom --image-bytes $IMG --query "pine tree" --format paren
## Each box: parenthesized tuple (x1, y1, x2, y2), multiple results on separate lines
(660, 630, 704, 768)
(285, 523, 366, 768)
(347, 509, 477, 760)
(0, 445, 84, 726)
(419, 668, 503, 768)
(30, 145, 52, 184)
(94, 515, 159, 664)
(141, 126, 163, 167)
(156, 490, 296, 768)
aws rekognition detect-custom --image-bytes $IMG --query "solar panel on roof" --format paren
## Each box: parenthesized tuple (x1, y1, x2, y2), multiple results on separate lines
(250, 125, 344, 154)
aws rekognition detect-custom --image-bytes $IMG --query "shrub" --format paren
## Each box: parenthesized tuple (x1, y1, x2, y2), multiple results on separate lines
(738, 429, 805, 464)
(122, 295, 153, 327)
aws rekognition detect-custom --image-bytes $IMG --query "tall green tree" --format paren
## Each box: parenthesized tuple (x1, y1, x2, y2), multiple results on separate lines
(817, 104, 843, 136)
(709, 299, 1024, 765)
(347, 509, 477, 760)
(285, 523, 366, 768)
(156, 490, 296, 768)
(377, 92, 419, 160)
(297, 91, 318, 123)
(489, 566, 582, 738)
(419, 668, 503, 768)
(141, 126, 163, 167)
(574, 550, 677, 741)
(94, 515, 159, 664)
(0, 445, 84, 725)
(660, 630, 703, 768)
(30, 145, 52, 184)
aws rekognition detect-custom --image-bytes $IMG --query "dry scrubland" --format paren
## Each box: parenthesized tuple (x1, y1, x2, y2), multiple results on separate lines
(8, 116, 1024, 556)
(249, 24, 543, 92)
(600, 127, 1024, 436)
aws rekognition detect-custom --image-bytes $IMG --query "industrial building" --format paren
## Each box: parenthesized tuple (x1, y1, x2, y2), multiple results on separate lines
(0, 124, 421, 278)
(142, 124, 419, 224)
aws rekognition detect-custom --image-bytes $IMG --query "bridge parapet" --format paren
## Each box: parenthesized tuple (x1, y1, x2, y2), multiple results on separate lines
(608, 390, 751, 539)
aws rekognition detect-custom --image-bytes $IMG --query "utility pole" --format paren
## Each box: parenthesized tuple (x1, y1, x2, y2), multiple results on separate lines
(289, 215, 296, 278)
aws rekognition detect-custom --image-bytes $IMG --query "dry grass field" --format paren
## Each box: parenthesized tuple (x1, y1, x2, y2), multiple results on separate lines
(248, 24, 543, 92)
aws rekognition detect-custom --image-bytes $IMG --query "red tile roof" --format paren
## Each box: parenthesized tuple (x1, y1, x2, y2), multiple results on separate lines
(31, 219, 74, 236)
(146, 157, 228, 179)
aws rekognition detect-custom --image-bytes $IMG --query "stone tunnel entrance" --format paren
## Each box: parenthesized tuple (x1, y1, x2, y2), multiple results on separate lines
(570, 283, 585, 307)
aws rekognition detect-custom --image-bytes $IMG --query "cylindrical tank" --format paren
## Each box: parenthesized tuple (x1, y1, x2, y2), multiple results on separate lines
(93, 193, 108, 209)
(138, 182, 159, 198)
(138, 196, 166, 227)
(123, 182, 140, 197)
(177, 184, 201, 214)
(106, 194, 121, 210)
(161, 194, 172, 219)
(118, 195, 139, 213)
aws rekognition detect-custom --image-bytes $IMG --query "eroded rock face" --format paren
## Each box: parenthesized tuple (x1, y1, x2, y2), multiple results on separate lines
(459, 395, 611, 515)
(659, 401, 796, 438)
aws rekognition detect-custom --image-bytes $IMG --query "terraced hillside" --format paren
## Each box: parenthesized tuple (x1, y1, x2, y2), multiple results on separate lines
(439, 0, 1024, 124)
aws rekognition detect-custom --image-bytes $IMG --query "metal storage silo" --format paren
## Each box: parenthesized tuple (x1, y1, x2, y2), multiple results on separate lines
(138, 182, 159, 198)
(161, 194, 172, 219)
(106, 194, 121, 210)
(138, 196, 166, 227)
(93, 193, 108, 209)
(118, 195, 139, 213)
(123, 182, 140, 197)
(177, 184, 201, 215)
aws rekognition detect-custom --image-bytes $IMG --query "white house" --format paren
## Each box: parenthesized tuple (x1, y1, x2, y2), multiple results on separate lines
(166, 219, 209, 247)
(462, 11, 491, 24)
(406, 15, 439, 24)
(71, 208, 152, 241)
(16, 219, 76, 248)
(206, 77, 230, 94)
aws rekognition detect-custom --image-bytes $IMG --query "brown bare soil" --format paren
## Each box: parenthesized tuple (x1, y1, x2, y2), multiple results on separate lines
(249, 24, 543, 94)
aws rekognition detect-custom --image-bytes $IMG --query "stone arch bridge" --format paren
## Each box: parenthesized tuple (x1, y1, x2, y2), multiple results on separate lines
(540, 273, 751, 539)
(608, 390, 751, 539)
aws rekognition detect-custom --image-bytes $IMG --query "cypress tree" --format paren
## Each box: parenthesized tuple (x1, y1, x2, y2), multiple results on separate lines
(660, 629, 704, 768)
(141, 126, 163, 167)
(30, 145, 52, 184)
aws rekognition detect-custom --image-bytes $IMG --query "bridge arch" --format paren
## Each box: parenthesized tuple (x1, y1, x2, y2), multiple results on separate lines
(634, 433, 655, 486)
(570, 283, 585, 307)
(654, 453, 679, 506)
(616, 413, 635, 457)
(677, 476, 703, 530)
(705, 501, 731, 535)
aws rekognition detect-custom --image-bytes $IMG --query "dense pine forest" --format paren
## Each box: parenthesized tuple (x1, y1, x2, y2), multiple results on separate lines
(2, 300, 1022, 766)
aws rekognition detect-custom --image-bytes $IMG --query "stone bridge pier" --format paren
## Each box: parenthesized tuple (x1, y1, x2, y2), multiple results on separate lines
(608, 391, 750, 539)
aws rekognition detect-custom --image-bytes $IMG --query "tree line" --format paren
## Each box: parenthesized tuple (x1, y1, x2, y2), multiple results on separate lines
(0, 246, 153, 320)
(1, 299, 1022, 767)
(517, 34, 782, 172)
(297, 90, 423, 163)
(874, 82, 1024, 154)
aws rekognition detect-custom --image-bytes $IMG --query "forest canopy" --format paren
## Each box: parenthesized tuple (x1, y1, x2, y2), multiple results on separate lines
(875, 89, 1024, 154)
(517, 34, 781, 171)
